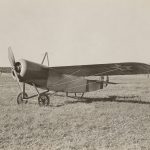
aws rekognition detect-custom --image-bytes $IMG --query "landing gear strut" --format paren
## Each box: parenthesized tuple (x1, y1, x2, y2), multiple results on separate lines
(32, 83, 50, 106)
(17, 82, 28, 104)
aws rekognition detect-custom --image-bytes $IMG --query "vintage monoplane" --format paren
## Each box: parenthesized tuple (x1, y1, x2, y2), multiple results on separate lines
(7, 47, 150, 106)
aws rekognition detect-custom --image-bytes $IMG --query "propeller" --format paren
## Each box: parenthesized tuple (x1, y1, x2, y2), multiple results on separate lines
(8, 47, 16, 69)
(102, 76, 120, 86)
(8, 47, 22, 92)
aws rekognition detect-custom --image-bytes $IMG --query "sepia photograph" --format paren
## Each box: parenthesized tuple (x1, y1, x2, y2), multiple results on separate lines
(0, 0, 150, 149)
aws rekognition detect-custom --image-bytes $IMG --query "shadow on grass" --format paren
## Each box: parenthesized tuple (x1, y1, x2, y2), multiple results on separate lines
(62, 95, 150, 106)
(13, 95, 150, 108)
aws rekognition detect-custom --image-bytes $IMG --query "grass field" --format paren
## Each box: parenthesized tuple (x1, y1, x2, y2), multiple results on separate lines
(1, 74, 150, 150)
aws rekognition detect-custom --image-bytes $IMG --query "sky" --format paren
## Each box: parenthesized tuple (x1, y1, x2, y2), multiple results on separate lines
(0, 0, 150, 67)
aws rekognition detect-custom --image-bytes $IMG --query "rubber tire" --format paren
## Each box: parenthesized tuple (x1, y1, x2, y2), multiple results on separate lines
(38, 94, 50, 106)
(17, 92, 28, 104)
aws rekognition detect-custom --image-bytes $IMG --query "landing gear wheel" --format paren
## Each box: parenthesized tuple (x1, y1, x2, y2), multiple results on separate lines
(38, 94, 49, 106)
(17, 92, 28, 104)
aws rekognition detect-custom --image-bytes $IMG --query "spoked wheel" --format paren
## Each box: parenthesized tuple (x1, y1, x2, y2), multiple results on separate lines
(38, 94, 50, 106)
(17, 92, 28, 104)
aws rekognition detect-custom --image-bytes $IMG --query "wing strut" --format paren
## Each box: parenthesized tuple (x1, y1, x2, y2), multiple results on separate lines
(41, 52, 49, 66)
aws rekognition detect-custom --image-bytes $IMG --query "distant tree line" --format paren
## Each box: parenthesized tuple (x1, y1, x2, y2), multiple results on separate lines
(0, 67, 11, 73)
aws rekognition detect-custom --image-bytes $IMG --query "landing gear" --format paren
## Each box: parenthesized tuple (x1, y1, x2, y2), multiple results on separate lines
(32, 83, 50, 106)
(17, 92, 28, 104)
(16, 82, 50, 106)
(17, 82, 28, 104)
(38, 94, 50, 106)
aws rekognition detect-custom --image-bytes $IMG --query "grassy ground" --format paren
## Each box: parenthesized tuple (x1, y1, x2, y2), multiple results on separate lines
(0, 74, 150, 150)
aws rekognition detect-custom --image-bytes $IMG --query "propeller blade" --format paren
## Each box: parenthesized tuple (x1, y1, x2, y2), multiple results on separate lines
(13, 70, 22, 91)
(8, 47, 15, 68)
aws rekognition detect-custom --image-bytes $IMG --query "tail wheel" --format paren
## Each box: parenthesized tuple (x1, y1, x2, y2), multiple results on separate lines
(17, 92, 28, 104)
(38, 94, 49, 106)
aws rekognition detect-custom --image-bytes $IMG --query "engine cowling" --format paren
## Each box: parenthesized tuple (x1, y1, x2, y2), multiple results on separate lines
(12, 59, 49, 88)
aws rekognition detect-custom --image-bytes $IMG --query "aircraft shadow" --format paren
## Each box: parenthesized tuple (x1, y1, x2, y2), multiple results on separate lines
(63, 95, 150, 105)
(29, 94, 150, 107)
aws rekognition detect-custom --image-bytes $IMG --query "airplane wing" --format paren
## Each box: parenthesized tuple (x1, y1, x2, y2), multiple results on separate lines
(51, 62, 150, 76)
(0, 67, 11, 73)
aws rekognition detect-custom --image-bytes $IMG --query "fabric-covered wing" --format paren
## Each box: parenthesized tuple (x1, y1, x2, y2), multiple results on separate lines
(51, 62, 150, 76)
